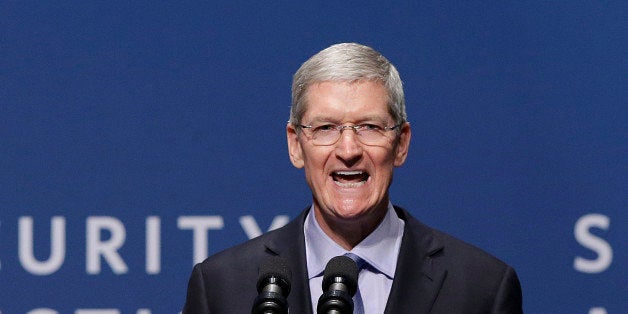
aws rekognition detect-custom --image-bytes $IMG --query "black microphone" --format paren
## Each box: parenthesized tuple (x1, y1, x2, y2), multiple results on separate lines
(317, 255, 359, 314)
(252, 256, 292, 314)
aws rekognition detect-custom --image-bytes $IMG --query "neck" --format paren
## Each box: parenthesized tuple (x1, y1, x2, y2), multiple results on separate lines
(314, 203, 388, 250)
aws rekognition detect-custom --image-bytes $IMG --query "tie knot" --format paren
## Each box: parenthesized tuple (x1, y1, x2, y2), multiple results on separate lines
(344, 252, 366, 270)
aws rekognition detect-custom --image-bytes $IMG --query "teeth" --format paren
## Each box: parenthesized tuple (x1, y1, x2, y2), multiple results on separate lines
(334, 181, 367, 188)
(335, 171, 364, 175)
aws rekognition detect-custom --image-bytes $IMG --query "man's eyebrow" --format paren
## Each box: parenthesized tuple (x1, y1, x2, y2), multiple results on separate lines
(306, 115, 391, 124)
(358, 115, 390, 124)
(306, 117, 340, 124)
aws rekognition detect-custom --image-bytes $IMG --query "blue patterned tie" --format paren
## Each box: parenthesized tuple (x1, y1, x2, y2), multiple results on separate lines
(344, 253, 365, 314)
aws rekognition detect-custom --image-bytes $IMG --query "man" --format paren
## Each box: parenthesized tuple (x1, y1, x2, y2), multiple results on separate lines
(183, 43, 523, 313)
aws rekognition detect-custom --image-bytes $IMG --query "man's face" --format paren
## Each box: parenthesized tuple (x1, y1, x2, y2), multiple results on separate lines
(287, 80, 411, 227)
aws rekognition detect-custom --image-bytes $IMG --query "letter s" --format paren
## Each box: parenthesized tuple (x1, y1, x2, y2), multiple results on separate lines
(573, 213, 612, 273)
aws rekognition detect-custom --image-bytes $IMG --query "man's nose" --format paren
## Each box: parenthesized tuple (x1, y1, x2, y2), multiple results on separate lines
(335, 128, 363, 162)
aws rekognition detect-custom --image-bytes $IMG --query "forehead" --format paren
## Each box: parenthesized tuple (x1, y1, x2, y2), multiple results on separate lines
(303, 80, 391, 121)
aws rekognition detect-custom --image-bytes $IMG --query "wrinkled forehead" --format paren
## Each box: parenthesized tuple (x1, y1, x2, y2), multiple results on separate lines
(301, 80, 394, 123)
(302, 78, 391, 103)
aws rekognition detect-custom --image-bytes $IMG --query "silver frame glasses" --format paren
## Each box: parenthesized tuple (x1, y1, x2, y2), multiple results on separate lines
(298, 123, 401, 146)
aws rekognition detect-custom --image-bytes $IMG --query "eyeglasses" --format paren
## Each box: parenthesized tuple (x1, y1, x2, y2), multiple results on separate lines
(298, 123, 401, 146)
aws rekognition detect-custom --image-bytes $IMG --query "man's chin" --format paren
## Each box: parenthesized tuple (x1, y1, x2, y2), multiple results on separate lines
(331, 202, 377, 220)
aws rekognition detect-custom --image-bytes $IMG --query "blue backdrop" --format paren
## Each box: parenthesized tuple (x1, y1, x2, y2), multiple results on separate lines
(1, 2, 626, 313)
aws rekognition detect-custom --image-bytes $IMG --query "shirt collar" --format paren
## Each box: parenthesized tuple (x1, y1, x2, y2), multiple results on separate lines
(304, 202, 405, 280)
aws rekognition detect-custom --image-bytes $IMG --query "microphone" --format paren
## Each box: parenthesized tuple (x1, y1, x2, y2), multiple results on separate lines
(317, 255, 359, 314)
(252, 256, 292, 314)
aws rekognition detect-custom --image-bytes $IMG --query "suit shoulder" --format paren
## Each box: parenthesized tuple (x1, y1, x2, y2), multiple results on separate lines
(397, 206, 513, 270)
(196, 213, 303, 272)
(435, 227, 510, 270)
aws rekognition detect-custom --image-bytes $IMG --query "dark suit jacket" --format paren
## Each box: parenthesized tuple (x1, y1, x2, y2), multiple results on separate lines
(183, 206, 523, 313)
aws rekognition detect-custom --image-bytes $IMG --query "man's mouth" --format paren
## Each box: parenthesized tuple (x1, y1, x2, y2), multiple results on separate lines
(331, 171, 369, 188)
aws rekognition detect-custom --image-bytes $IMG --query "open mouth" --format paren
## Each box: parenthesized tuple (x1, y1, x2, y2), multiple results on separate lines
(332, 170, 369, 188)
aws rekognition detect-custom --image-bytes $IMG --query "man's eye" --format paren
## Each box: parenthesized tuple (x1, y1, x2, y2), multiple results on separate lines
(362, 124, 383, 131)
(315, 125, 336, 131)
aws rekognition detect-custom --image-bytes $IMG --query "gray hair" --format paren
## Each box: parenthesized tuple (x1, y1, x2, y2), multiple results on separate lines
(290, 43, 406, 126)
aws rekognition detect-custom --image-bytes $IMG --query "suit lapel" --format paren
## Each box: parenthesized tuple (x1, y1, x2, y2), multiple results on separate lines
(384, 208, 447, 314)
(263, 209, 313, 314)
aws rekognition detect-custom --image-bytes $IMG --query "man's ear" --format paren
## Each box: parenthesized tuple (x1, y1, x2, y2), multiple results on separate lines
(394, 122, 411, 167)
(287, 124, 305, 168)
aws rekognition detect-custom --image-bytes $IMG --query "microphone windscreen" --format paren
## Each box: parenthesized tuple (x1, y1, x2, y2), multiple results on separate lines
(257, 256, 292, 295)
(322, 255, 359, 296)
